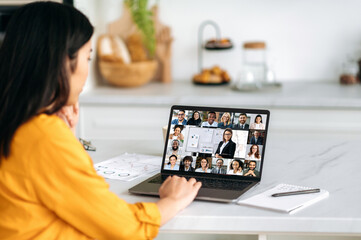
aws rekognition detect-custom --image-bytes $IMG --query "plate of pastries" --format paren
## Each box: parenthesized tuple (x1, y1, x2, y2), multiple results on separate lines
(192, 65, 231, 85)
(204, 38, 233, 50)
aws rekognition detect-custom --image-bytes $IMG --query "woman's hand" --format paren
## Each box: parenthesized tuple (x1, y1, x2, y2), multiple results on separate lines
(55, 103, 79, 135)
(156, 176, 201, 225)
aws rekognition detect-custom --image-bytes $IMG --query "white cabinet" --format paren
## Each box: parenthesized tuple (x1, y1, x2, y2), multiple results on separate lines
(79, 106, 169, 140)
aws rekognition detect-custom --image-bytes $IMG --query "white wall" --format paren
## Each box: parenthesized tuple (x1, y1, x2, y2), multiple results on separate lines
(74, 0, 361, 89)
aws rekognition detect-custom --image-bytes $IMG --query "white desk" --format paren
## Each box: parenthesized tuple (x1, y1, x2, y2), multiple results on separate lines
(87, 130, 361, 239)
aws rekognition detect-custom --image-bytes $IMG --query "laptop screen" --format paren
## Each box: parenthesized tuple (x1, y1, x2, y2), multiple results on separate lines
(162, 105, 270, 180)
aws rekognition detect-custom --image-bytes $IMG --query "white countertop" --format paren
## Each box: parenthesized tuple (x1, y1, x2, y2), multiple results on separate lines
(87, 131, 361, 236)
(80, 81, 361, 109)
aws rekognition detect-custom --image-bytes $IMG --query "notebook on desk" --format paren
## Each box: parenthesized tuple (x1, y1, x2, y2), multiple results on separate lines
(237, 183, 329, 214)
(129, 105, 270, 202)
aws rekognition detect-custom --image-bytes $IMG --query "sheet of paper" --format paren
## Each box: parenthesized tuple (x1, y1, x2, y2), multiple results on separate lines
(213, 129, 223, 143)
(204, 128, 214, 140)
(187, 134, 199, 148)
(94, 153, 161, 181)
(233, 130, 249, 158)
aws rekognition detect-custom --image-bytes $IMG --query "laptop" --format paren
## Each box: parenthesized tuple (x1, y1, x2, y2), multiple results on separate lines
(129, 105, 270, 202)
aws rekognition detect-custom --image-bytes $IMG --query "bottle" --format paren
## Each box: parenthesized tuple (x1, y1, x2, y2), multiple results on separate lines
(340, 55, 359, 85)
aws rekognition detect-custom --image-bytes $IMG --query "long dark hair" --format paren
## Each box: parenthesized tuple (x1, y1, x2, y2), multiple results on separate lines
(0, 2, 93, 159)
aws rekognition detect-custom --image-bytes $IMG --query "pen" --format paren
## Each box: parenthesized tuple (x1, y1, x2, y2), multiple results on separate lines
(271, 188, 321, 197)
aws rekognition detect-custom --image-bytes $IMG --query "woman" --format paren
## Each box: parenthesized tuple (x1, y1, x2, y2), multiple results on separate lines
(164, 155, 180, 170)
(169, 125, 185, 141)
(195, 158, 211, 173)
(215, 128, 236, 159)
(218, 112, 232, 128)
(187, 111, 201, 126)
(0, 2, 201, 239)
(245, 144, 261, 160)
(250, 114, 265, 130)
(227, 159, 244, 175)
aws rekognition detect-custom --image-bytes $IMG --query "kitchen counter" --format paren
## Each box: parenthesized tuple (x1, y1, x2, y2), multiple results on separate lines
(77, 81, 361, 140)
(80, 81, 361, 109)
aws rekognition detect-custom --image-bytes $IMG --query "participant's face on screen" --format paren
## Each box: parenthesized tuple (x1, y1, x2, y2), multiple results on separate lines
(170, 157, 176, 166)
(249, 162, 256, 170)
(254, 131, 260, 138)
(232, 161, 239, 170)
(255, 116, 262, 124)
(224, 131, 232, 141)
(216, 160, 223, 168)
(208, 113, 216, 124)
(68, 39, 92, 105)
(201, 159, 207, 168)
(172, 141, 179, 150)
(252, 146, 258, 153)
(239, 115, 247, 124)
(174, 127, 181, 135)
(223, 115, 229, 122)
(194, 112, 199, 120)
(178, 111, 185, 120)
(184, 160, 191, 168)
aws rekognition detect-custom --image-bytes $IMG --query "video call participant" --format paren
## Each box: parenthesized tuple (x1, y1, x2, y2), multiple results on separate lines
(180, 156, 195, 172)
(227, 160, 244, 175)
(218, 112, 232, 129)
(250, 114, 265, 130)
(211, 159, 227, 174)
(250, 130, 263, 145)
(243, 161, 260, 177)
(187, 111, 201, 126)
(167, 139, 182, 157)
(169, 125, 184, 142)
(201, 111, 218, 127)
(245, 144, 261, 160)
(164, 155, 180, 170)
(233, 113, 249, 130)
(171, 110, 187, 125)
(215, 128, 236, 159)
(195, 158, 211, 173)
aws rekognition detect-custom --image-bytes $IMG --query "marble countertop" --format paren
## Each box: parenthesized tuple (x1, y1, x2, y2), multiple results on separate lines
(88, 131, 361, 235)
(80, 81, 361, 109)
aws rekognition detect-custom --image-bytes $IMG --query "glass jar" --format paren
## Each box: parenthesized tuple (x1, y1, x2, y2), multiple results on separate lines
(233, 42, 267, 91)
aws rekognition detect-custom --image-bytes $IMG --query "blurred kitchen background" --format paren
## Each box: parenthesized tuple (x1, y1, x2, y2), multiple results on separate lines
(73, 0, 361, 90)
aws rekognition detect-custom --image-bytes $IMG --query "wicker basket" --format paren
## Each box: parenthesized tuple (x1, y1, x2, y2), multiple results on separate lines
(99, 60, 158, 87)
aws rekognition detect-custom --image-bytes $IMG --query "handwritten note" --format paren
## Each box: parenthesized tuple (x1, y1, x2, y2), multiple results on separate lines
(94, 153, 161, 181)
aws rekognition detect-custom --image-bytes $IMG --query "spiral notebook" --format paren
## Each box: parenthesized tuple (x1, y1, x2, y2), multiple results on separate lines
(237, 183, 329, 214)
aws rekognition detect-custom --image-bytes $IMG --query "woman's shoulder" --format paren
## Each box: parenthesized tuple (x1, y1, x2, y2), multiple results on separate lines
(17, 114, 69, 141)
(11, 114, 90, 172)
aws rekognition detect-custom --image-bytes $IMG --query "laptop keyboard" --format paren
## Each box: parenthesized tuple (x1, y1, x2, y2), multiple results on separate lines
(149, 175, 254, 191)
